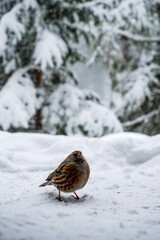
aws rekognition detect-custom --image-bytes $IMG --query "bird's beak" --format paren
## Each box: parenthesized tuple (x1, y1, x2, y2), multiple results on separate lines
(77, 153, 81, 156)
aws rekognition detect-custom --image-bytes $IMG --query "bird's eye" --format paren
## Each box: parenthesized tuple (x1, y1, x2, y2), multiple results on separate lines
(73, 153, 77, 157)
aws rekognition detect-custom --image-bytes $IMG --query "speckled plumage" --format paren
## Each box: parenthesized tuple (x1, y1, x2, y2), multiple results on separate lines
(39, 150, 90, 200)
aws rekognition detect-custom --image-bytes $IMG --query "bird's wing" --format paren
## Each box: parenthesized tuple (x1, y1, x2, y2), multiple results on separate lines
(45, 170, 56, 181)
(47, 161, 79, 183)
(45, 162, 77, 182)
(53, 162, 79, 186)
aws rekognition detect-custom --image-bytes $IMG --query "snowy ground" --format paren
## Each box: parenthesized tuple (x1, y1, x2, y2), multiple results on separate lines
(0, 131, 160, 240)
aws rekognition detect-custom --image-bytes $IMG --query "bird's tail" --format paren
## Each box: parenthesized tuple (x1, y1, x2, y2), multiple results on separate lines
(39, 182, 48, 187)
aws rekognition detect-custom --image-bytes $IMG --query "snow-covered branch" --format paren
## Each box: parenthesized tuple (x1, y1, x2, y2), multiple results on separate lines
(0, 69, 37, 130)
(43, 84, 123, 136)
(123, 110, 159, 127)
(0, 3, 24, 52)
(115, 29, 160, 43)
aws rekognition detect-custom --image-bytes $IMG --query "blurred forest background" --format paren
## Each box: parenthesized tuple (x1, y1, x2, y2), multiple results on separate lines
(0, 0, 159, 137)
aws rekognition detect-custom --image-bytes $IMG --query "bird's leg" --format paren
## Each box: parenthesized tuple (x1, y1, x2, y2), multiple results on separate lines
(56, 190, 62, 201)
(74, 192, 79, 199)
(72, 192, 79, 200)
(59, 190, 61, 201)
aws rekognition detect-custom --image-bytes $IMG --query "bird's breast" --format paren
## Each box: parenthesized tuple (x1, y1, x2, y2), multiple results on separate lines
(74, 157, 84, 164)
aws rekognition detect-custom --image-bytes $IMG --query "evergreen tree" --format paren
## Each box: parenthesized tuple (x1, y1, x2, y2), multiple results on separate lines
(90, 0, 160, 135)
(0, 0, 122, 136)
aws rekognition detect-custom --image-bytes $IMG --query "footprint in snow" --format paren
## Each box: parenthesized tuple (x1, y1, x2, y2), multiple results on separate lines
(47, 192, 91, 203)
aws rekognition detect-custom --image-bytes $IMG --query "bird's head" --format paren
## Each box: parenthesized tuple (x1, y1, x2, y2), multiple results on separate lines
(68, 150, 85, 163)
(72, 150, 82, 158)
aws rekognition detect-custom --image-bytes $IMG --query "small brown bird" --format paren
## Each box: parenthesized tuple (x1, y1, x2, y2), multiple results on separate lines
(39, 150, 90, 201)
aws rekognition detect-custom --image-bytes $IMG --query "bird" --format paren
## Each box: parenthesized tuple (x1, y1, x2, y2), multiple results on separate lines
(39, 150, 90, 201)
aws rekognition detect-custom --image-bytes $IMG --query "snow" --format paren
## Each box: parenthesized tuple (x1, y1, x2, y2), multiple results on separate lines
(71, 62, 112, 106)
(43, 83, 122, 136)
(0, 131, 160, 240)
(117, 56, 158, 114)
(123, 110, 159, 128)
(107, 0, 159, 34)
(34, 29, 67, 71)
(115, 29, 160, 43)
(23, 0, 37, 10)
(0, 69, 37, 130)
(0, 3, 24, 52)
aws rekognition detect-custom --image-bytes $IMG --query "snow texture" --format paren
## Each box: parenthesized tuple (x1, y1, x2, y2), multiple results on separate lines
(0, 3, 24, 52)
(106, 0, 159, 34)
(0, 69, 37, 130)
(34, 29, 67, 71)
(71, 62, 112, 106)
(116, 51, 158, 114)
(0, 131, 160, 240)
(43, 84, 122, 136)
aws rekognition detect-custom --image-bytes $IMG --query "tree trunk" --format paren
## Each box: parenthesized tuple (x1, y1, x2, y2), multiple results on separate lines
(35, 69, 42, 131)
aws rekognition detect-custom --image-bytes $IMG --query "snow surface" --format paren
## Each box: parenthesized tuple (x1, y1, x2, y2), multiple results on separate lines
(0, 131, 160, 240)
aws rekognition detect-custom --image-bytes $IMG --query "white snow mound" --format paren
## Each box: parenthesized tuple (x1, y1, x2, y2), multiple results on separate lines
(0, 131, 160, 240)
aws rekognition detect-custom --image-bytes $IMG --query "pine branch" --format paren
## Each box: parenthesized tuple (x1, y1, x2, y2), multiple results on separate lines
(123, 110, 159, 127)
(115, 30, 160, 43)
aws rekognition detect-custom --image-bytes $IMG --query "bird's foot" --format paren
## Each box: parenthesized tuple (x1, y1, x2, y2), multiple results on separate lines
(71, 195, 79, 200)
(56, 196, 62, 201)
(71, 192, 80, 200)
